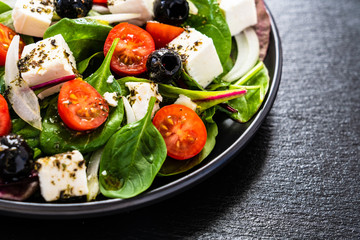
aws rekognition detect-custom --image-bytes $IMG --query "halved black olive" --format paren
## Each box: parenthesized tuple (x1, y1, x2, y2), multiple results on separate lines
(55, 0, 93, 19)
(146, 48, 182, 84)
(0, 134, 34, 183)
(154, 0, 189, 26)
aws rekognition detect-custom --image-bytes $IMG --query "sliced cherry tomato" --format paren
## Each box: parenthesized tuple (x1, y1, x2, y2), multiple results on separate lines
(146, 22, 184, 49)
(58, 79, 109, 131)
(0, 23, 25, 66)
(0, 94, 11, 136)
(104, 22, 155, 76)
(153, 104, 207, 160)
(93, 0, 107, 6)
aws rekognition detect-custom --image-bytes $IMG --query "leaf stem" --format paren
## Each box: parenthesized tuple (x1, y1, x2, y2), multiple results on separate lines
(233, 61, 264, 86)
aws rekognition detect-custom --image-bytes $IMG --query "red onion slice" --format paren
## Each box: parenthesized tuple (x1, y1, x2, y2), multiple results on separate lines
(30, 75, 76, 90)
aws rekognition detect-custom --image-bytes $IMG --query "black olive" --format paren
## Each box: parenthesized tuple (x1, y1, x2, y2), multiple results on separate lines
(0, 134, 34, 183)
(146, 48, 182, 84)
(55, 0, 93, 19)
(154, 0, 189, 26)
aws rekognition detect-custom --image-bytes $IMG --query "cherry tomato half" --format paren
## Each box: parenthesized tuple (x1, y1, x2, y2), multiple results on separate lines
(104, 22, 155, 76)
(0, 94, 11, 136)
(93, 0, 107, 3)
(0, 23, 25, 66)
(58, 79, 109, 131)
(153, 104, 207, 160)
(146, 21, 184, 49)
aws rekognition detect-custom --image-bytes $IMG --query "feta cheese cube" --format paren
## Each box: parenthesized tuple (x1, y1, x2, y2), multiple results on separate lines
(103, 92, 118, 107)
(219, 0, 258, 36)
(18, 34, 76, 87)
(12, 0, 54, 38)
(107, 0, 155, 26)
(125, 82, 162, 121)
(174, 94, 197, 111)
(35, 150, 88, 202)
(168, 28, 223, 88)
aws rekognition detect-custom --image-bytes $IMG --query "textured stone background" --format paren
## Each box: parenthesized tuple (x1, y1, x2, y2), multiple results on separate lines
(1, 0, 359, 239)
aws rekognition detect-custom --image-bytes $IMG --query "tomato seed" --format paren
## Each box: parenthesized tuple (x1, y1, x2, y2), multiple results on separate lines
(160, 124, 168, 131)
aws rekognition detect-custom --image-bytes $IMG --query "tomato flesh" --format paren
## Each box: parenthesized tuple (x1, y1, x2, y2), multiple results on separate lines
(146, 22, 184, 49)
(0, 94, 11, 136)
(58, 79, 109, 131)
(153, 104, 207, 160)
(0, 23, 25, 66)
(93, 0, 107, 3)
(104, 22, 155, 76)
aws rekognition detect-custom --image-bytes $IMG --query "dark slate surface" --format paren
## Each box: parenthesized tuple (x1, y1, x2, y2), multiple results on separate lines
(1, 0, 359, 239)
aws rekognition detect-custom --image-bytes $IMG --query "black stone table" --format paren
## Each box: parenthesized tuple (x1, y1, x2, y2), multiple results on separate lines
(1, 0, 359, 239)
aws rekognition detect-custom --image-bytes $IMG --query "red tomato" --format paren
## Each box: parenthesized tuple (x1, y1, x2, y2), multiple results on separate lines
(153, 104, 207, 160)
(58, 79, 109, 131)
(0, 23, 25, 66)
(104, 22, 155, 76)
(0, 94, 11, 136)
(146, 22, 184, 49)
(93, 0, 107, 3)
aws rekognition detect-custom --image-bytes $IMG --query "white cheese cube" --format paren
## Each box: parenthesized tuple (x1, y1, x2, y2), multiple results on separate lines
(36, 150, 88, 202)
(219, 0, 258, 36)
(12, 0, 54, 38)
(174, 94, 197, 111)
(103, 92, 118, 107)
(168, 28, 223, 88)
(107, 0, 155, 26)
(125, 82, 162, 121)
(19, 34, 76, 87)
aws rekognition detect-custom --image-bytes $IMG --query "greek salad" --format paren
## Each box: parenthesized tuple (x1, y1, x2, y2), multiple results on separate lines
(0, 0, 271, 203)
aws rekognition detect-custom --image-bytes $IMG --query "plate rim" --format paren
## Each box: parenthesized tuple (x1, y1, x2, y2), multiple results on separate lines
(0, 4, 282, 219)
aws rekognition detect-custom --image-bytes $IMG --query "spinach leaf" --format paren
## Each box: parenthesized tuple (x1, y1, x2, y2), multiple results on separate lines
(43, 18, 112, 62)
(222, 62, 270, 122)
(158, 121, 218, 176)
(85, 39, 121, 95)
(0, 10, 12, 27)
(77, 52, 104, 75)
(185, 0, 232, 67)
(39, 39, 124, 154)
(12, 118, 41, 149)
(99, 97, 167, 199)
(0, 66, 4, 94)
(0, 2, 11, 14)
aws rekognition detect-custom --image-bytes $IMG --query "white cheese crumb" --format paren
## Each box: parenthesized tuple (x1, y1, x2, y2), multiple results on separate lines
(106, 75, 115, 84)
(103, 92, 118, 107)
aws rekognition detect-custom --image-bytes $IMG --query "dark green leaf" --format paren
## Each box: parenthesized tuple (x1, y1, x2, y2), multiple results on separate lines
(43, 18, 112, 62)
(223, 62, 270, 122)
(11, 118, 41, 149)
(100, 97, 167, 198)
(77, 52, 104, 75)
(0, 2, 11, 14)
(185, 0, 232, 67)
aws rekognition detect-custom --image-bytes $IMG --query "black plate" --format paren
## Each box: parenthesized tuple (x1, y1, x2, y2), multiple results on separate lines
(0, 6, 282, 219)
